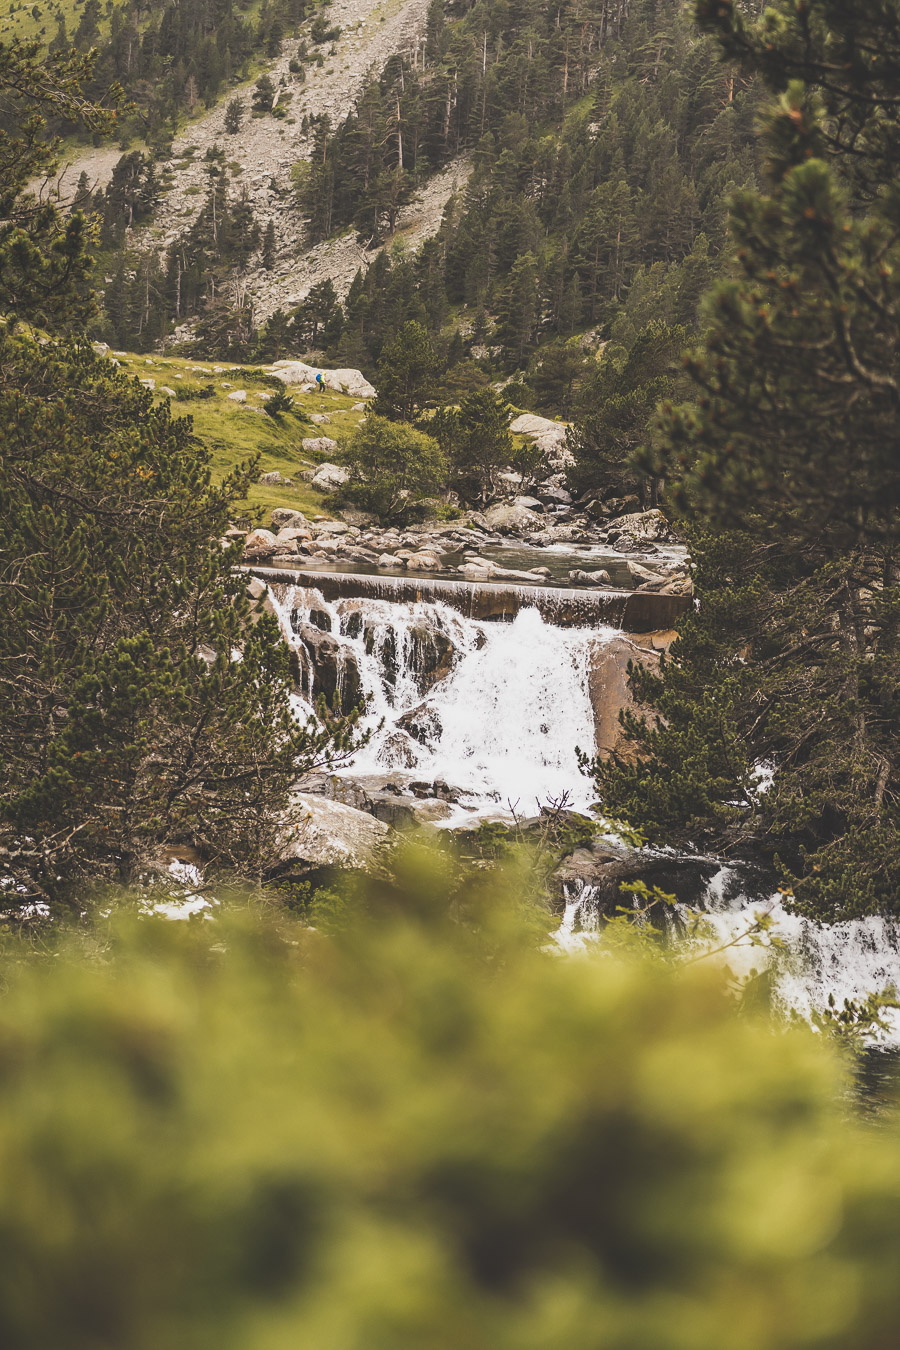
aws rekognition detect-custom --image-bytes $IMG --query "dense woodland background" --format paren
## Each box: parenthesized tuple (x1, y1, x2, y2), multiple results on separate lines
(0, 0, 898, 921)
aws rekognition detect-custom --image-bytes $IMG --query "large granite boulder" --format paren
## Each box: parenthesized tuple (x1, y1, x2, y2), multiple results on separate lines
(271, 508, 309, 530)
(278, 793, 389, 868)
(242, 528, 280, 560)
(484, 501, 543, 534)
(614, 509, 673, 543)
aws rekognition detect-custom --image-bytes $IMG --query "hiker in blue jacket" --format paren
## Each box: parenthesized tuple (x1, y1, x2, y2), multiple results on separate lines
(315, 371, 325, 395)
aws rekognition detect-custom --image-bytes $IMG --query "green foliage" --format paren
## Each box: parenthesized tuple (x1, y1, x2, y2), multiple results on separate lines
(0, 333, 359, 912)
(431, 387, 514, 506)
(1, 860, 900, 1348)
(0, 37, 117, 327)
(372, 320, 439, 422)
(594, 1, 900, 920)
(339, 413, 447, 522)
(298, 0, 762, 364)
(224, 96, 244, 134)
(567, 320, 688, 500)
(262, 384, 295, 418)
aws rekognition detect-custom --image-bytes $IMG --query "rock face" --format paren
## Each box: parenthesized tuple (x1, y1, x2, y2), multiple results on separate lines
(279, 793, 389, 869)
(268, 361, 376, 399)
(509, 412, 573, 468)
(291, 620, 362, 715)
(588, 636, 662, 760)
(310, 462, 349, 491)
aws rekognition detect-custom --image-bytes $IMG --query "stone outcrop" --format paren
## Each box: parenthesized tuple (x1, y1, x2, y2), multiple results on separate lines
(310, 462, 349, 491)
(484, 501, 543, 534)
(291, 619, 362, 715)
(278, 792, 390, 869)
(269, 362, 376, 398)
(509, 412, 573, 468)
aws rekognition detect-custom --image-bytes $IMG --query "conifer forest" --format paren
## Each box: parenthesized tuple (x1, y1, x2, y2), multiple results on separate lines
(3, 1, 900, 1345)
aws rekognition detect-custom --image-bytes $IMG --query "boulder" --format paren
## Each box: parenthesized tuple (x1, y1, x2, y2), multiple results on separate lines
(614, 509, 672, 543)
(272, 508, 309, 530)
(538, 484, 573, 506)
(259, 471, 292, 485)
(302, 436, 340, 456)
(310, 462, 349, 491)
(588, 636, 661, 760)
(568, 569, 611, 586)
(267, 361, 376, 399)
(513, 495, 544, 513)
(309, 413, 331, 424)
(377, 553, 398, 568)
(242, 528, 280, 560)
(626, 560, 667, 586)
(484, 501, 543, 534)
(406, 551, 443, 571)
(278, 793, 389, 869)
(275, 527, 311, 546)
(227, 390, 247, 403)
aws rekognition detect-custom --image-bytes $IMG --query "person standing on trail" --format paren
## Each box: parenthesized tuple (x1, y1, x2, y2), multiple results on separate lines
(316, 371, 325, 395)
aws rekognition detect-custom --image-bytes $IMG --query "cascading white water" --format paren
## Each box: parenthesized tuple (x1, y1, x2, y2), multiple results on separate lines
(556, 868, 900, 1041)
(691, 868, 900, 1040)
(268, 581, 900, 1044)
(271, 583, 613, 818)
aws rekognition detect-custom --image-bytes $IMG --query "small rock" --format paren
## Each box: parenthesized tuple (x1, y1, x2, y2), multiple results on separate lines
(569, 568, 611, 586)
(406, 551, 443, 571)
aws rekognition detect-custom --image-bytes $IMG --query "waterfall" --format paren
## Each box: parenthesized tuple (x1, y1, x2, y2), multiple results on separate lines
(270, 583, 614, 817)
(554, 867, 900, 1042)
(267, 580, 900, 1045)
(692, 868, 900, 1039)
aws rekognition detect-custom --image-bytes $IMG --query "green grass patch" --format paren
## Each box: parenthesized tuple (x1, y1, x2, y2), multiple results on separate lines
(111, 350, 367, 523)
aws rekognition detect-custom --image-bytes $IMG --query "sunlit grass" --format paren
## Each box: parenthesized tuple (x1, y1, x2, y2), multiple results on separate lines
(110, 350, 369, 522)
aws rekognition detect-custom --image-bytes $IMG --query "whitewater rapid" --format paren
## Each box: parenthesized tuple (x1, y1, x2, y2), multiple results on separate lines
(268, 581, 900, 1043)
(274, 584, 614, 817)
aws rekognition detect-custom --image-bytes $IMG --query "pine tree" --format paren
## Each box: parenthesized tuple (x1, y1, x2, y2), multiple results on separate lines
(372, 320, 439, 422)
(224, 97, 244, 134)
(593, 0, 900, 922)
(0, 336, 359, 912)
(0, 38, 117, 327)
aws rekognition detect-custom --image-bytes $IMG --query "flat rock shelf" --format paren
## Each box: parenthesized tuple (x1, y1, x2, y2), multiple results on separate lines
(247, 566, 692, 631)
